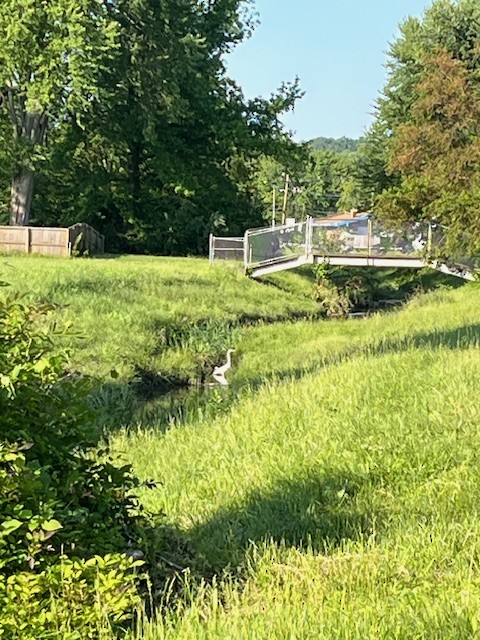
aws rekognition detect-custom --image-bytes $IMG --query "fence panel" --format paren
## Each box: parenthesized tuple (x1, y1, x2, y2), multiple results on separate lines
(68, 223, 105, 255)
(0, 226, 70, 256)
(0, 227, 29, 253)
(209, 235, 244, 262)
(311, 218, 433, 259)
(30, 227, 70, 256)
(0, 224, 104, 256)
(370, 220, 430, 257)
(245, 221, 307, 268)
(311, 217, 370, 256)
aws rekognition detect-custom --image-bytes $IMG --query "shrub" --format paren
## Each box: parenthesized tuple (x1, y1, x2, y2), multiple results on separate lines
(0, 554, 141, 640)
(312, 264, 352, 316)
(0, 288, 148, 636)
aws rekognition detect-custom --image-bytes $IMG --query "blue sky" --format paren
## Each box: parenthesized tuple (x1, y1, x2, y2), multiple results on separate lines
(226, 0, 432, 141)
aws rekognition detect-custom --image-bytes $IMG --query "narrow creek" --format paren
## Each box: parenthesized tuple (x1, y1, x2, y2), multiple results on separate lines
(130, 384, 239, 432)
(124, 300, 408, 432)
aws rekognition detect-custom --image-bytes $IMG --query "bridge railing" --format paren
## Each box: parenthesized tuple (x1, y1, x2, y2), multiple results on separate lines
(209, 234, 245, 263)
(244, 221, 308, 268)
(430, 225, 478, 273)
(370, 219, 431, 257)
(311, 217, 432, 258)
(244, 215, 478, 275)
(311, 216, 371, 256)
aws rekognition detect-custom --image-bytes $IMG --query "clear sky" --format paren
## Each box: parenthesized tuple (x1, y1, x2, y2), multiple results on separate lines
(226, 0, 432, 142)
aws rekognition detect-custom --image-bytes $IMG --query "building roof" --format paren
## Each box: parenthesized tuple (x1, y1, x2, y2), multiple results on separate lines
(313, 211, 369, 227)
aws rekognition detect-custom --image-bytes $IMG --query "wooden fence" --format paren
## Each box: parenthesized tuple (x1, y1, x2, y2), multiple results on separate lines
(68, 223, 105, 255)
(0, 223, 105, 257)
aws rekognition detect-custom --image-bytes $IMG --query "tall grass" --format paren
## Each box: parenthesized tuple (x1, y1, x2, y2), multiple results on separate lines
(123, 340, 480, 639)
(0, 255, 318, 380)
(4, 253, 480, 638)
(113, 285, 480, 639)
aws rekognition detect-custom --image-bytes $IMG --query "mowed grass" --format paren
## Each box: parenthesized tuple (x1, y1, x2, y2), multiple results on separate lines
(110, 284, 480, 639)
(4, 253, 480, 637)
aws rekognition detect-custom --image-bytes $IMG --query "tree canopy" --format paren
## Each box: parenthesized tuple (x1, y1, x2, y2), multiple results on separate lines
(309, 136, 359, 153)
(357, 0, 480, 253)
(0, 0, 119, 225)
(0, 0, 301, 253)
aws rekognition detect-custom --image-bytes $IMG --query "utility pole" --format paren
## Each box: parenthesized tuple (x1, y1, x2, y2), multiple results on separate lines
(281, 173, 290, 225)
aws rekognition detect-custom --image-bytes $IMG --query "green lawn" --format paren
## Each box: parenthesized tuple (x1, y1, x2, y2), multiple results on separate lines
(3, 254, 480, 639)
(119, 283, 480, 640)
(1, 255, 318, 381)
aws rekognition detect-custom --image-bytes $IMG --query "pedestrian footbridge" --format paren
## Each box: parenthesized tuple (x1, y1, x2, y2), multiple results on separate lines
(243, 216, 476, 281)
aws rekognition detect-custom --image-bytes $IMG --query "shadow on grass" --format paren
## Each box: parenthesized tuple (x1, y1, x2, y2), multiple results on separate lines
(152, 468, 383, 583)
(90, 377, 237, 436)
(91, 322, 480, 438)
(243, 322, 480, 390)
(91, 321, 480, 610)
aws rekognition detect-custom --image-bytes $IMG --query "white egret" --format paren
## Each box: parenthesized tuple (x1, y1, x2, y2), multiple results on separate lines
(212, 348, 235, 386)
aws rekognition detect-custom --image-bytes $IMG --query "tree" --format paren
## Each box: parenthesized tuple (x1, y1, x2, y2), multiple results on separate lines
(24, 0, 302, 253)
(361, 0, 480, 252)
(250, 146, 362, 222)
(0, 0, 118, 225)
(309, 136, 359, 153)
(377, 48, 480, 250)
(348, 121, 397, 211)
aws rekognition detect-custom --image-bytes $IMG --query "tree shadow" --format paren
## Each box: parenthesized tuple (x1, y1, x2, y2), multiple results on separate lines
(88, 253, 124, 260)
(154, 469, 384, 582)
(406, 322, 480, 350)
(89, 375, 238, 436)
(91, 322, 480, 438)
(243, 322, 480, 390)
(90, 321, 480, 610)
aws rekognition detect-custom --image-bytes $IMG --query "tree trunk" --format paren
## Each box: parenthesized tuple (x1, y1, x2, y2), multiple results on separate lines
(10, 169, 35, 226)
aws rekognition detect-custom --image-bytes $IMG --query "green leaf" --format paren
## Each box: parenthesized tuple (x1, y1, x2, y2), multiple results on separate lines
(41, 519, 62, 532)
(1, 519, 23, 535)
(33, 358, 49, 373)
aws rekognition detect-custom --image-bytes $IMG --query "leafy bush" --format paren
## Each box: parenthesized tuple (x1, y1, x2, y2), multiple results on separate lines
(0, 554, 141, 640)
(312, 264, 352, 316)
(312, 264, 407, 314)
(0, 288, 149, 636)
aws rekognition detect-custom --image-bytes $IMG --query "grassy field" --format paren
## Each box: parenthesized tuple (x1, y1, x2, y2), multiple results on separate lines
(3, 254, 480, 638)
(1, 255, 318, 382)
(121, 281, 480, 639)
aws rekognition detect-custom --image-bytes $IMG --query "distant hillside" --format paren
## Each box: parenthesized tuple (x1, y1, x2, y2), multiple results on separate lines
(308, 136, 360, 152)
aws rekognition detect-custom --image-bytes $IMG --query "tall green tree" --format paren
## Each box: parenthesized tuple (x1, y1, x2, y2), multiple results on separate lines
(361, 0, 480, 251)
(27, 0, 302, 253)
(0, 0, 118, 225)
(250, 147, 360, 223)
(378, 48, 480, 250)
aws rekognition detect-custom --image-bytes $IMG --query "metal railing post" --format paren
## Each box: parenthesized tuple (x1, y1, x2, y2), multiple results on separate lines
(208, 233, 214, 264)
(367, 217, 373, 257)
(243, 230, 249, 274)
(306, 216, 313, 257)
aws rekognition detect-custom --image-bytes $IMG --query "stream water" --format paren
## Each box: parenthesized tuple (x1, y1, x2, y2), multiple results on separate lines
(126, 300, 407, 431)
